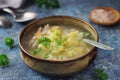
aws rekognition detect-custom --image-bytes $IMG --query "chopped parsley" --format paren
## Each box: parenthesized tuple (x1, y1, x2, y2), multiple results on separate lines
(55, 32, 61, 38)
(62, 38, 68, 43)
(67, 45, 72, 49)
(55, 38, 62, 46)
(33, 48, 42, 55)
(82, 32, 90, 38)
(44, 53, 49, 59)
(38, 36, 51, 47)
(54, 32, 62, 46)
(58, 56, 63, 60)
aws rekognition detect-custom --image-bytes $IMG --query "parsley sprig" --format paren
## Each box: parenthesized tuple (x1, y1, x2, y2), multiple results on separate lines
(35, 0, 60, 8)
(0, 54, 10, 68)
(4, 37, 14, 48)
(94, 69, 108, 80)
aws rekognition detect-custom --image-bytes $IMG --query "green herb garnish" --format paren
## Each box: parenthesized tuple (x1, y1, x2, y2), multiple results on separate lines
(35, 0, 60, 8)
(0, 54, 9, 67)
(38, 36, 51, 47)
(94, 69, 108, 80)
(62, 38, 67, 43)
(44, 53, 49, 59)
(55, 32, 62, 46)
(55, 38, 62, 46)
(33, 48, 42, 55)
(67, 45, 72, 49)
(4, 37, 14, 48)
(82, 32, 90, 38)
(58, 56, 63, 60)
(55, 32, 61, 38)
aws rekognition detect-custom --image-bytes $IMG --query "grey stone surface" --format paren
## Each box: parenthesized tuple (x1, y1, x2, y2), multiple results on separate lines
(0, 0, 120, 80)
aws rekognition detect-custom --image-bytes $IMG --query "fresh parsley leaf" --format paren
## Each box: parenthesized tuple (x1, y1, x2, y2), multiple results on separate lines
(58, 56, 63, 60)
(0, 54, 9, 68)
(62, 38, 67, 43)
(82, 32, 90, 38)
(44, 53, 49, 59)
(55, 38, 62, 46)
(38, 36, 51, 43)
(38, 36, 51, 47)
(55, 32, 62, 46)
(55, 32, 61, 37)
(33, 48, 42, 55)
(94, 69, 108, 80)
(35, 0, 60, 8)
(67, 45, 72, 49)
(45, 0, 60, 8)
(4, 37, 14, 48)
(35, 0, 46, 8)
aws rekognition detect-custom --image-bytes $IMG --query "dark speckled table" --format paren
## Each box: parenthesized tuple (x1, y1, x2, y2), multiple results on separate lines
(0, 0, 120, 80)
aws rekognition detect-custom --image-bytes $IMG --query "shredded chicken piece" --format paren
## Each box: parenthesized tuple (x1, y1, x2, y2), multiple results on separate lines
(41, 24, 50, 35)
(29, 27, 42, 47)
(29, 24, 51, 48)
(31, 40, 38, 48)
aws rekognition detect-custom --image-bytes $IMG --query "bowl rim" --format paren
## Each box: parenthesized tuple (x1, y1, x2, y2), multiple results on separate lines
(19, 15, 98, 63)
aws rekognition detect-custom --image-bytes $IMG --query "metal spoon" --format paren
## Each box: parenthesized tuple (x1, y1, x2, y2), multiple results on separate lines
(2, 8, 37, 22)
(0, 16, 12, 28)
(83, 38, 114, 50)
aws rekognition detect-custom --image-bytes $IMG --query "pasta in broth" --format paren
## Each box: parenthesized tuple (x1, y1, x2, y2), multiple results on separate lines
(28, 24, 94, 61)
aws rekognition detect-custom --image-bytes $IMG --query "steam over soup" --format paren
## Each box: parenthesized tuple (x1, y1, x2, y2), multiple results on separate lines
(28, 24, 94, 61)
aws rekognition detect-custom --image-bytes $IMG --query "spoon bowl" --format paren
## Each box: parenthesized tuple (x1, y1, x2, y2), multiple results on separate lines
(0, 16, 12, 28)
(14, 12, 38, 22)
(3, 8, 37, 22)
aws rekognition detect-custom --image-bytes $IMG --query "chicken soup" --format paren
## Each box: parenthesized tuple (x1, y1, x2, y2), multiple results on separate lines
(28, 24, 94, 61)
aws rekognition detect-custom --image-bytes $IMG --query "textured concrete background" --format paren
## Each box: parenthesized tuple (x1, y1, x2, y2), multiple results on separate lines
(0, 0, 120, 80)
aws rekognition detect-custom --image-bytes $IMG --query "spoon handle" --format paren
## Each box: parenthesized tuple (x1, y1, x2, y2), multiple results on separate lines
(83, 38, 114, 50)
(3, 8, 16, 18)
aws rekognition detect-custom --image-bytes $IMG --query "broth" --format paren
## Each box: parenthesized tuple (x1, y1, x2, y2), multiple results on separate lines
(27, 24, 94, 61)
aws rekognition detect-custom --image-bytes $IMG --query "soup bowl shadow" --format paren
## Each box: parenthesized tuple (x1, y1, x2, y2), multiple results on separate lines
(18, 16, 98, 76)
